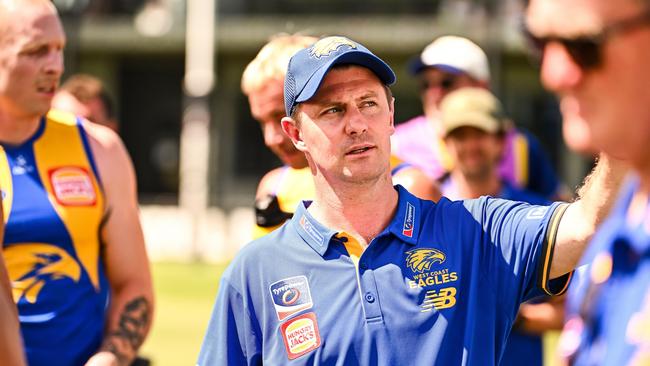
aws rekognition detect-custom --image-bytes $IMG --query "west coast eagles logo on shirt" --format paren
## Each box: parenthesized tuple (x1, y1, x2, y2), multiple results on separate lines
(405, 248, 459, 312)
(310, 36, 357, 58)
(4, 243, 81, 304)
(406, 248, 445, 272)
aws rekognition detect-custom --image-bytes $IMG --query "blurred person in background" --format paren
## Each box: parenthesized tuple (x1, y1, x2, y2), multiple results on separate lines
(242, 34, 439, 239)
(526, 0, 650, 364)
(438, 87, 564, 366)
(52, 73, 119, 133)
(0, 1, 153, 365)
(0, 200, 27, 366)
(392, 35, 566, 200)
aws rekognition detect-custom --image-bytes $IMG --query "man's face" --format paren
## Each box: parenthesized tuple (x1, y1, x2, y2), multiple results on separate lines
(285, 66, 395, 184)
(527, 0, 650, 164)
(0, 4, 65, 119)
(419, 68, 480, 121)
(445, 126, 503, 181)
(248, 79, 308, 169)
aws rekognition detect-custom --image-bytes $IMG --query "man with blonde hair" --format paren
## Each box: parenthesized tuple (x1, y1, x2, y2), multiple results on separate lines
(242, 34, 438, 238)
(0, 1, 153, 365)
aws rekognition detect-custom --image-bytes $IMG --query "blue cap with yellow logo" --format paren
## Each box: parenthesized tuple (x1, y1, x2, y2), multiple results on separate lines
(284, 36, 396, 116)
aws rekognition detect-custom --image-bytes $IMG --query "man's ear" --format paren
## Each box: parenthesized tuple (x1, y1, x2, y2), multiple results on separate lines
(388, 97, 396, 131)
(281, 116, 307, 152)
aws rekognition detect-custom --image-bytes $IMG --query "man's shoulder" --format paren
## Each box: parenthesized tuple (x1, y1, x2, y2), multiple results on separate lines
(228, 223, 299, 271)
(46, 109, 78, 126)
(256, 166, 288, 198)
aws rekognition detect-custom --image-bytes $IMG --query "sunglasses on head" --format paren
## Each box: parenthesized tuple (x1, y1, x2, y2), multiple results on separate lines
(524, 9, 650, 70)
(419, 75, 457, 92)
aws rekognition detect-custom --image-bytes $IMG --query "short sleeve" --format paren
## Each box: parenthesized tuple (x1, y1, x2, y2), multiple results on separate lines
(197, 275, 262, 366)
(460, 198, 572, 305)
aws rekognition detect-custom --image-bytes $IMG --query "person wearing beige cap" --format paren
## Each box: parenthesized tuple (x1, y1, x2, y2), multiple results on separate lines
(392, 35, 566, 200)
(439, 87, 565, 366)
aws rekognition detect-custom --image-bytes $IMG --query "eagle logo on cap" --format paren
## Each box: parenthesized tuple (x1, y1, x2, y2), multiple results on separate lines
(310, 36, 357, 58)
(405, 248, 446, 273)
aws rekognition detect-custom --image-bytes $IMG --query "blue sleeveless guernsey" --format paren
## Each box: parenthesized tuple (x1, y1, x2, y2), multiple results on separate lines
(1, 110, 109, 366)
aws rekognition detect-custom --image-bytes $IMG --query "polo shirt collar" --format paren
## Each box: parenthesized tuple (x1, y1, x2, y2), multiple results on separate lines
(290, 186, 422, 256)
(290, 201, 339, 256)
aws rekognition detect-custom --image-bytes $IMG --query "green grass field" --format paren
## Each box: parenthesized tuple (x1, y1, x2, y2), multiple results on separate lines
(139, 261, 228, 366)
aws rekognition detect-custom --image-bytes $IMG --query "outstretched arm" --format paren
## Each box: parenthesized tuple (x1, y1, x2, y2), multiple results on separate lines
(83, 122, 154, 366)
(549, 154, 628, 278)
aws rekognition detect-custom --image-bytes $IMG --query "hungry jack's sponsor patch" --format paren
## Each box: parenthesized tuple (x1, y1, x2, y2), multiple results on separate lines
(281, 312, 321, 360)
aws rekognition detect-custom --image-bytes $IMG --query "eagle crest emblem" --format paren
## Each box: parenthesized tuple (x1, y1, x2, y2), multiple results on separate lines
(5, 243, 81, 303)
(405, 248, 446, 273)
(310, 36, 357, 58)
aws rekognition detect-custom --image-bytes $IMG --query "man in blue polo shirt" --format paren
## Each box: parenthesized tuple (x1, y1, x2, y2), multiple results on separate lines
(197, 36, 624, 365)
(526, 0, 650, 364)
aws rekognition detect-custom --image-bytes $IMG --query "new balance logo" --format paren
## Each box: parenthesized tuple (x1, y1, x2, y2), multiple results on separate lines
(421, 287, 457, 312)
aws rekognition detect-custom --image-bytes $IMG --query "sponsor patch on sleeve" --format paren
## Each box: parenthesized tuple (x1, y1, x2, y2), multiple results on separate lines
(269, 275, 313, 320)
(281, 312, 321, 360)
(49, 167, 97, 206)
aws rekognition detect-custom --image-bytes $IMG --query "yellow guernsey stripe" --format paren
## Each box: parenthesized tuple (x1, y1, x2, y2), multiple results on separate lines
(514, 134, 529, 187)
(540, 203, 571, 295)
(0, 147, 13, 224)
(33, 111, 105, 290)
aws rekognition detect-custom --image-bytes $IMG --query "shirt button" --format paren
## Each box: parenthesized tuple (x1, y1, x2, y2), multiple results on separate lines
(365, 292, 375, 303)
(359, 262, 368, 270)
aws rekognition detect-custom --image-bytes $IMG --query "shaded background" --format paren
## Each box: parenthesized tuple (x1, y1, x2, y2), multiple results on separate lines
(55, 0, 592, 209)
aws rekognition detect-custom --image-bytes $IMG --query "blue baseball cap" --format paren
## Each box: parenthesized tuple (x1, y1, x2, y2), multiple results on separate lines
(284, 36, 396, 116)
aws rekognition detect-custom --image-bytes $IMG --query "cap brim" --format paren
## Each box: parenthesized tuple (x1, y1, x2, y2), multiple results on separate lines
(443, 114, 500, 137)
(407, 55, 466, 76)
(295, 50, 396, 104)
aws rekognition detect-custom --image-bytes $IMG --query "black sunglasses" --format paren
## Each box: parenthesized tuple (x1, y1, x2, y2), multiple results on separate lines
(419, 75, 457, 92)
(524, 9, 650, 70)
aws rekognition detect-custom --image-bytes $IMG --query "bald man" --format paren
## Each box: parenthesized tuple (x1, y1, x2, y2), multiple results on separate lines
(0, 1, 153, 365)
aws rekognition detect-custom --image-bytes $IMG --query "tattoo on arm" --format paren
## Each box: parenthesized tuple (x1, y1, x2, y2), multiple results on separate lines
(101, 296, 151, 366)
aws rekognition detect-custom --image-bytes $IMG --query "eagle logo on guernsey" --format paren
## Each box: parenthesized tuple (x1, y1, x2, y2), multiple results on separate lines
(270, 276, 313, 320)
(49, 166, 96, 206)
(406, 248, 446, 273)
(310, 36, 357, 58)
(4, 243, 81, 304)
